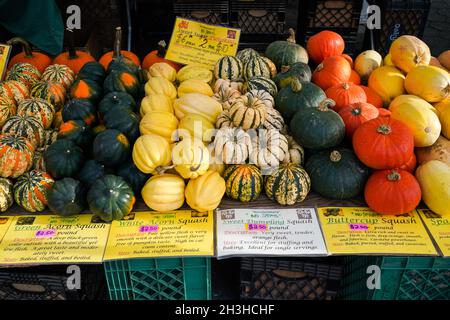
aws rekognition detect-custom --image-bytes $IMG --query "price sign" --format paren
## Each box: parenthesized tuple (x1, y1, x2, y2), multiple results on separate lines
(349, 224, 369, 231)
(139, 225, 159, 233)
(246, 224, 268, 231)
(35, 229, 57, 238)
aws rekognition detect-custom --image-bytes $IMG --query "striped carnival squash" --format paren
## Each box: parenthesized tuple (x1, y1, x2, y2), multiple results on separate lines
(144, 76, 177, 99)
(214, 56, 243, 81)
(58, 120, 94, 149)
(13, 170, 54, 212)
(262, 57, 277, 78)
(6, 63, 41, 89)
(62, 99, 97, 126)
(99, 91, 136, 117)
(250, 130, 289, 169)
(17, 98, 55, 129)
(132, 134, 172, 175)
(77, 62, 106, 84)
(262, 106, 286, 133)
(0, 134, 34, 178)
(30, 80, 66, 110)
(177, 65, 213, 83)
(116, 159, 151, 195)
(213, 87, 241, 111)
(243, 56, 272, 81)
(48, 178, 86, 216)
(93, 129, 130, 167)
(41, 64, 75, 89)
(178, 79, 214, 97)
(78, 159, 113, 187)
(174, 93, 223, 123)
(103, 70, 140, 98)
(214, 127, 253, 164)
(215, 111, 234, 129)
(0, 97, 17, 128)
(213, 79, 244, 94)
(229, 94, 267, 130)
(0, 80, 29, 105)
(265, 164, 311, 205)
(223, 164, 263, 202)
(282, 135, 304, 165)
(104, 109, 140, 142)
(70, 79, 103, 104)
(140, 94, 173, 116)
(265, 28, 309, 70)
(140, 111, 179, 142)
(0, 178, 13, 212)
(2, 115, 45, 147)
(244, 76, 278, 96)
(32, 147, 46, 171)
(43, 130, 58, 146)
(273, 62, 312, 89)
(236, 48, 260, 64)
(245, 90, 274, 109)
(45, 139, 85, 178)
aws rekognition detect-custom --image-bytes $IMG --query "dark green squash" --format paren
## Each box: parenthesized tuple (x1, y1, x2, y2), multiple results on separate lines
(99, 91, 136, 117)
(45, 139, 85, 179)
(70, 78, 103, 104)
(103, 70, 140, 98)
(265, 29, 309, 70)
(77, 61, 106, 84)
(103, 109, 140, 143)
(275, 78, 326, 123)
(58, 119, 94, 149)
(273, 62, 312, 89)
(107, 55, 140, 79)
(305, 148, 369, 200)
(62, 99, 97, 126)
(78, 159, 113, 187)
(290, 99, 345, 150)
(93, 129, 130, 167)
(48, 178, 86, 216)
(87, 174, 135, 222)
(116, 159, 150, 195)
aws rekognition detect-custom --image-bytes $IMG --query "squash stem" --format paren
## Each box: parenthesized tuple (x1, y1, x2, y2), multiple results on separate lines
(318, 98, 336, 111)
(291, 78, 303, 92)
(377, 124, 392, 135)
(330, 151, 342, 162)
(157, 40, 167, 58)
(67, 28, 78, 60)
(286, 28, 296, 44)
(387, 170, 401, 181)
(113, 27, 122, 58)
(351, 107, 362, 116)
(7, 37, 33, 58)
(342, 83, 351, 90)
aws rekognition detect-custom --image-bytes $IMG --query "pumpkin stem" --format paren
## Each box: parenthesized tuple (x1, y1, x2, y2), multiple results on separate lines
(157, 40, 167, 58)
(377, 124, 392, 135)
(66, 28, 78, 59)
(7, 37, 33, 58)
(286, 28, 296, 44)
(342, 83, 351, 90)
(291, 78, 303, 92)
(351, 106, 362, 116)
(318, 98, 336, 111)
(315, 63, 324, 72)
(330, 150, 342, 162)
(387, 170, 401, 182)
(281, 65, 291, 73)
(113, 27, 123, 58)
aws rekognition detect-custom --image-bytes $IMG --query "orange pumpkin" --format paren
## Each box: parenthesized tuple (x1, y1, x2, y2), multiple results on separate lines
(438, 50, 450, 70)
(312, 55, 352, 90)
(349, 70, 361, 85)
(306, 31, 345, 64)
(325, 82, 366, 112)
(7, 38, 51, 74)
(142, 40, 182, 71)
(377, 108, 391, 118)
(399, 154, 417, 173)
(338, 102, 379, 138)
(389, 35, 431, 73)
(360, 85, 383, 108)
(341, 54, 354, 68)
(99, 27, 141, 70)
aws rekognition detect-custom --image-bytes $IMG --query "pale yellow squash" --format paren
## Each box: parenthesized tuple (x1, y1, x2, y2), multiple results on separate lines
(172, 137, 210, 179)
(174, 93, 223, 123)
(389, 95, 441, 147)
(383, 54, 394, 66)
(140, 94, 173, 116)
(178, 79, 214, 97)
(435, 98, 450, 139)
(148, 62, 177, 82)
(144, 76, 177, 99)
(132, 134, 172, 174)
(178, 113, 214, 142)
(177, 65, 213, 83)
(416, 160, 450, 216)
(405, 65, 450, 103)
(354, 50, 383, 81)
(185, 170, 226, 212)
(140, 111, 179, 141)
(207, 144, 226, 176)
(368, 66, 406, 107)
(141, 174, 185, 212)
(389, 35, 431, 73)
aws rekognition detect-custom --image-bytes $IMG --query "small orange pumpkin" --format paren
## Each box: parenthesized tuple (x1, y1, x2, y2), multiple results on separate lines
(142, 40, 182, 71)
(99, 27, 141, 70)
(360, 85, 383, 108)
(312, 55, 352, 90)
(7, 38, 51, 74)
(349, 70, 361, 85)
(325, 82, 367, 112)
(306, 30, 345, 64)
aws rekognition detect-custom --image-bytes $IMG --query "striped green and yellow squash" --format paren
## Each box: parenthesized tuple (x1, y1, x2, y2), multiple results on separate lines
(6, 63, 41, 89)
(229, 95, 267, 130)
(17, 98, 55, 129)
(244, 76, 278, 97)
(214, 56, 243, 81)
(32, 147, 46, 171)
(0, 134, 35, 179)
(262, 107, 286, 133)
(43, 129, 58, 146)
(243, 56, 272, 80)
(42, 64, 75, 89)
(223, 164, 263, 202)
(0, 96, 17, 128)
(0, 80, 29, 105)
(2, 115, 44, 147)
(245, 90, 274, 108)
(0, 178, 13, 212)
(236, 48, 260, 64)
(14, 170, 55, 212)
(265, 164, 311, 206)
(30, 80, 66, 110)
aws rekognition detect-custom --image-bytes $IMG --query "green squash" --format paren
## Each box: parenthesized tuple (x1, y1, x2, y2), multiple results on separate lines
(45, 139, 86, 178)
(13, 170, 54, 212)
(48, 178, 87, 216)
(290, 99, 345, 150)
(78, 159, 113, 187)
(103, 109, 140, 143)
(62, 99, 97, 126)
(236, 48, 260, 64)
(244, 76, 278, 96)
(214, 56, 243, 81)
(273, 62, 312, 89)
(93, 129, 130, 167)
(223, 164, 263, 202)
(265, 164, 311, 206)
(99, 91, 136, 117)
(265, 29, 309, 70)
(107, 56, 140, 79)
(103, 70, 140, 98)
(57, 120, 94, 149)
(116, 159, 150, 195)
(0, 178, 14, 212)
(243, 56, 272, 81)
(305, 148, 369, 200)
(77, 61, 106, 84)
(87, 175, 135, 222)
(275, 78, 326, 123)
(70, 78, 103, 104)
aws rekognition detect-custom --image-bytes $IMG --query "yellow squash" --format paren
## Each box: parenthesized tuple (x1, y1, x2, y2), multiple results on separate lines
(389, 35, 431, 73)
(185, 170, 226, 212)
(174, 93, 223, 123)
(132, 134, 172, 174)
(383, 54, 394, 66)
(389, 95, 441, 147)
(172, 137, 210, 179)
(354, 50, 383, 81)
(178, 113, 215, 142)
(178, 79, 214, 97)
(144, 76, 177, 100)
(148, 62, 177, 82)
(140, 111, 179, 142)
(141, 174, 185, 212)
(416, 160, 450, 216)
(435, 98, 450, 139)
(405, 65, 450, 103)
(207, 144, 226, 176)
(368, 66, 406, 107)
(177, 65, 213, 83)
(140, 94, 174, 117)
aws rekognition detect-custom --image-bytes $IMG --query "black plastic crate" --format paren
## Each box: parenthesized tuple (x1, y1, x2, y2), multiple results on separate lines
(174, 0, 229, 25)
(302, 0, 363, 30)
(371, 0, 431, 55)
(240, 257, 343, 300)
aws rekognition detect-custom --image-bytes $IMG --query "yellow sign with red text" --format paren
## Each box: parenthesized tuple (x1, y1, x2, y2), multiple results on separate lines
(0, 216, 12, 242)
(418, 209, 450, 257)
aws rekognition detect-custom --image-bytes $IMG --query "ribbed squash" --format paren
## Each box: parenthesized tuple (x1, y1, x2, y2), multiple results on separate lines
(282, 135, 304, 165)
(32, 148, 46, 171)
(229, 94, 267, 130)
(13, 170, 54, 212)
(132, 134, 172, 174)
(405, 65, 450, 103)
(174, 93, 223, 123)
(0, 80, 29, 105)
(42, 64, 75, 89)
(177, 65, 213, 83)
(58, 120, 93, 149)
(116, 160, 150, 195)
(0, 134, 34, 178)
(178, 79, 214, 97)
(215, 111, 234, 129)
(140, 111, 179, 141)
(6, 63, 41, 89)
(262, 57, 277, 78)
(265, 164, 311, 206)
(243, 56, 271, 80)
(265, 29, 309, 70)
(273, 62, 312, 89)
(236, 48, 260, 64)
(144, 76, 177, 99)
(17, 98, 55, 129)
(104, 109, 140, 142)
(263, 107, 286, 133)
(223, 164, 262, 202)
(70, 79, 102, 104)
(389, 35, 431, 73)
(172, 137, 210, 179)
(368, 66, 406, 107)
(45, 139, 85, 179)
(0, 178, 13, 212)
(78, 159, 112, 187)
(77, 61, 106, 84)
(48, 178, 86, 216)
(140, 94, 173, 116)
(213, 79, 244, 94)
(245, 90, 274, 109)
(214, 56, 243, 81)
(141, 174, 185, 212)
(416, 135, 450, 166)
(103, 70, 140, 98)
(416, 160, 450, 216)
(325, 82, 367, 112)
(148, 62, 177, 82)
(93, 129, 130, 167)
(213, 87, 241, 111)
(354, 50, 383, 82)
(99, 91, 136, 117)
(250, 130, 288, 169)
(30, 80, 66, 110)
(0, 97, 16, 128)
(435, 98, 450, 139)
(52, 110, 63, 129)
(185, 170, 226, 212)
(2, 115, 44, 147)
(178, 113, 214, 142)
(62, 99, 97, 126)
(244, 76, 278, 97)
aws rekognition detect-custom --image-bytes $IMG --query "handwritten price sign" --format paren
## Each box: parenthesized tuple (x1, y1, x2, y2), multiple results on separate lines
(246, 224, 268, 231)
(349, 224, 369, 231)
(139, 225, 159, 233)
(35, 229, 57, 238)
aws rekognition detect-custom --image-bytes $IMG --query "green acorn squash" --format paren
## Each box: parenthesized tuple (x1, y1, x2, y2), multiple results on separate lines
(62, 99, 97, 126)
(99, 91, 136, 117)
(93, 129, 130, 167)
(103, 109, 140, 143)
(273, 62, 312, 89)
(77, 61, 106, 84)
(45, 139, 85, 178)
(58, 120, 94, 149)
(103, 70, 140, 98)
(78, 159, 113, 187)
(265, 29, 309, 70)
(48, 178, 86, 216)
(70, 78, 102, 104)
(107, 55, 140, 79)
(116, 159, 150, 195)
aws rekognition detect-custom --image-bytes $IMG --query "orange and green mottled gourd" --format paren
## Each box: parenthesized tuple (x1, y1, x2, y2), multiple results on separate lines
(0, 134, 35, 178)
(41, 64, 75, 89)
(0, 80, 29, 105)
(2, 115, 45, 147)
(223, 164, 263, 202)
(17, 98, 55, 129)
(14, 170, 54, 212)
(0, 97, 17, 128)
(0, 177, 13, 212)
(6, 63, 41, 89)
(30, 80, 66, 111)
